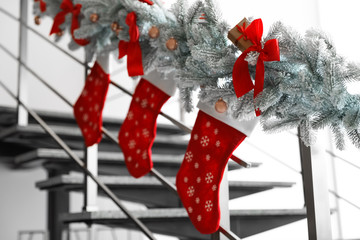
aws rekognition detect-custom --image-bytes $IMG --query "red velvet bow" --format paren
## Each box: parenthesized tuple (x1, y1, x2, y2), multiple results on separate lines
(35, 0, 46, 12)
(118, 12, 144, 77)
(139, 0, 154, 5)
(49, 0, 89, 46)
(232, 19, 280, 116)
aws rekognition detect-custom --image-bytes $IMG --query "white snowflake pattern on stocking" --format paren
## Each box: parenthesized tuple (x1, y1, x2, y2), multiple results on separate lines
(142, 150, 147, 160)
(82, 89, 88, 97)
(83, 113, 89, 122)
(128, 140, 136, 149)
(142, 128, 150, 138)
(205, 172, 214, 184)
(128, 111, 134, 120)
(205, 200, 213, 212)
(94, 104, 100, 111)
(185, 151, 193, 162)
(194, 162, 199, 169)
(200, 136, 209, 147)
(187, 186, 195, 197)
(141, 99, 148, 108)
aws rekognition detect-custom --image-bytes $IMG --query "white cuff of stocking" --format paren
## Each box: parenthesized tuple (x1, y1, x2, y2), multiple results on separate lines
(96, 55, 110, 74)
(143, 69, 177, 96)
(197, 101, 259, 137)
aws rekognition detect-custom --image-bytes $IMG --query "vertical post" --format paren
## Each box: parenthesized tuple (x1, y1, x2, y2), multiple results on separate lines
(298, 128, 332, 240)
(87, 227, 95, 240)
(211, 166, 230, 240)
(17, 0, 29, 126)
(47, 168, 70, 240)
(83, 144, 99, 211)
(82, 55, 106, 212)
(327, 129, 342, 239)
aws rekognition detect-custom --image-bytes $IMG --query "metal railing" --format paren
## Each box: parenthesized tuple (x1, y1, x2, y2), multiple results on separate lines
(0, 81, 157, 240)
(4, 1, 360, 239)
(4, 2, 360, 216)
(0, 4, 242, 240)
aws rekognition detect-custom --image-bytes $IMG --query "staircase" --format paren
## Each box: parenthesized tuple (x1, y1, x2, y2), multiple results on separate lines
(0, 105, 307, 239)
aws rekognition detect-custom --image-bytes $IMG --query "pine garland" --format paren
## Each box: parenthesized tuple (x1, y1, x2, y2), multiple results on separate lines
(34, 0, 360, 149)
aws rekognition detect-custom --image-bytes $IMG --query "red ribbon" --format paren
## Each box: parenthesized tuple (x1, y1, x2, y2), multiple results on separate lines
(118, 12, 144, 77)
(232, 19, 280, 116)
(35, 0, 46, 12)
(236, 21, 248, 41)
(139, 0, 154, 5)
(49, 0, 89, 46)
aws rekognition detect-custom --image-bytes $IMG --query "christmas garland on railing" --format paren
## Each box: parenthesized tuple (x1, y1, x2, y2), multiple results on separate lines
(31, 0, 360, 236)
(33, 0, 360, 149)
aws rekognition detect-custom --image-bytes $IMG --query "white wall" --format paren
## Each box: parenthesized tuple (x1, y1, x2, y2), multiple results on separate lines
(0, 162, 47, 240)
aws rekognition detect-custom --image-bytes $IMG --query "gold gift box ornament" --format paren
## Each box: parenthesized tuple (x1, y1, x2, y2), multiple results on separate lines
(227, 18, 253, 52)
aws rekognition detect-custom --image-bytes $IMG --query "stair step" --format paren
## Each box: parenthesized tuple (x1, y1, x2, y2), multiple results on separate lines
(36, 175, 295, 208)
(0, 124, 189, 153)
(60, 208, 307, 239)
(15, 148, 260, 175)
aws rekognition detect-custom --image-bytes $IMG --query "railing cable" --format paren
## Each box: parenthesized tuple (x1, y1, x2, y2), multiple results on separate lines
(326, 150, 360, 172)
(0, 44, 178, 196)
(246, 137, 360, 211)
(245, 140, 301, 174)
(0, 80, 157, 240)
(328, 189, 360, 212)
(0, 44, 242, 239)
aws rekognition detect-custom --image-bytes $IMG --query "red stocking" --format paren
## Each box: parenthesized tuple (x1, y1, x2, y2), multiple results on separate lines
(176, 111, 246, 234)
(118, 78, 170, 178)
(73, 62, 110, 147)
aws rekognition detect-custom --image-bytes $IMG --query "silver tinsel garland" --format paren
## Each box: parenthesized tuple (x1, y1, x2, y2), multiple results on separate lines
(34, 0, 360, 149)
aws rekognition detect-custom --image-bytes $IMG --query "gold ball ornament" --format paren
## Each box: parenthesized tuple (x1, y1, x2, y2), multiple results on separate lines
(34, 15, 41, 25)
(166, 37, 178, 51)
(89, 13, 99, 23)
(215, 98, 228, 113)
(111, 22, 119, 32)
(115, 26, 124, 35)
(148, 26, 160, 39)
